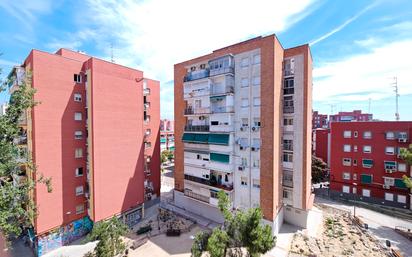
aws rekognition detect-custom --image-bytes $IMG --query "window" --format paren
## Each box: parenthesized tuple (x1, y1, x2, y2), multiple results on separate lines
(385, 146, 395, 155)
(241, 58, 249, 67)
(283, 152, 293, 163)
(200, 64, 206, 69)
(361, 174, 372, 184)
(343, 131, 351, 138)
(252, 76, 260, 86)
(385, 193, 394, 201)
(145, 142, 152, 149)
(363, 131, 372, 139)
(241, 157, 248, 167)
(284, 117, 293, 126)
(342, 158, 351, 166)
(241, 78, 249, 88)
(241, 118, 249, 127)
(283, 96, 294, 113)
(195, 99, 201, 108)
(363, 145, 371, 153)
(283, 139, 293, 151)
(74, 112, 82, 121)
(353, 173, 357, 180)
(384, 177, 394, 186)
(398, 163, 406, 172)
(241, 177, 248, 186)
(74, 93, 82, 102)
(76, 204, 84, 214)
(342, 186, 350, 193)
(145, 129, 151, 136)
(342, 172, 350, 180)
(75, 131, 83, 139)
(283, 78, 294, 95)
(75, 167, 84, 177)
(74, 74, 82, 83)
(362, 189, 371, 197)
(196, 154, 201, 160)
(253, 118, 261, 127)
(252, 179, 260, 188)
(252, 139, 261, 149)
(354, 145, 358, 152)
(354, 131, 358, 138)
(253, 159, 260, 168)
(386, 131, 395, 140)
(75, 186, 84, 196)
(362, 159, 373, 168)
(398, 195, 406, 203)
(253, 97, 261, 106)
(343, 145, 351, 152)
(241, 98, 249, 108)
(253, 54, 261, 65)
(283, 190, 291, 199)
(75, 148, 83, 158)
(353, 159, 357, 166)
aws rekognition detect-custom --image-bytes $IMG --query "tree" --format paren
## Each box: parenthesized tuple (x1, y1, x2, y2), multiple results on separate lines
(400, 145, 412, 188)
(85, 217, 129, 257)
(161, 150, 174, 164)
(191, 191, 276, 257)
(0, 69, 52, 240)
(312, 156, 328, 183)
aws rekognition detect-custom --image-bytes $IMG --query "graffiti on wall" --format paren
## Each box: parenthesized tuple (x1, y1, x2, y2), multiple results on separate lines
(37, 216, 93, 256)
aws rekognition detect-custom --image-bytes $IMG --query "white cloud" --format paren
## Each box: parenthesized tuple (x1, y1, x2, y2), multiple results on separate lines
(313, 40, 412, 104)
(310, 2, 377, 46)
(80, 0, 317, 118)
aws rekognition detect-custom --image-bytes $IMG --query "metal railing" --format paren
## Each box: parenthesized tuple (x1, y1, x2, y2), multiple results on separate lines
(209, 67, 234, 77)
(184, 125, 210, 132)
(210, 106, 234, 113)
(283, 106, 294, 113)
(184, 174, 233, 191)
(143, 88, 150, 95)
(184, 189, 209, 203)
(210, 85, 234, 95)
(184, 107, 210, 115)
(184, 69, 210, 82)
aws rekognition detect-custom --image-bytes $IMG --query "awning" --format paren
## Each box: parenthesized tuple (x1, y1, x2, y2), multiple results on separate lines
(362, 159, 373, 166)
(394, 178, 407, 189)
(209, 134, 229, 145)
(361, 174, 372, 184)
(182, 133, 208, 144)
(210, 153, 230, 163)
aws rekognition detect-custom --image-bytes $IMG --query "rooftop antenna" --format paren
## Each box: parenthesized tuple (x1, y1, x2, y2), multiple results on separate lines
(330, 104, 336, 115)
(390, 77, 399, 121)
(110, 43, 115, 63)
(368, 98, 371, 113)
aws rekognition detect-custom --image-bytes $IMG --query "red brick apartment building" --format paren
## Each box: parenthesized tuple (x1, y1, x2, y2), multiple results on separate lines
(329, 110, 372, 123)
(312, 111, 328, 129)
(160, 119, 175, 151)
(313, 128, 330, 165)
(329, 122, 412, 209)
(174, 35, 315, 234)
(8, 49, 160, 256)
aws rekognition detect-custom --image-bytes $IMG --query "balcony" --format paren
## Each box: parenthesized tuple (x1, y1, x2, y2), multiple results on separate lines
(184, 107, 210, 115)
(184, 174, 233, 191)
(210, 85, 234, 96)
(283, 106, 294, 114)
(210, 106, 234, 114)
(143, 88, 150, 95)
(144, 103, 150, 110)
(184, 125, 210, 132)
(184, 69, 210, 82)
(209, 55, 234, 77)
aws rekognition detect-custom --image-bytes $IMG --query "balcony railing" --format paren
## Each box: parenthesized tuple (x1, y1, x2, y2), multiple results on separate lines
(143, 88, 150, 95)
(282, 178, 293, 188)
(184, 189, 209, 203)
(210, 85, 234, 95)
(144, 103, 150, 110)
(184, 125, 210, 132)
(184, 69, 210, 82)
(184, 107, 210, 115)
(283, 106, 294, 113)
(210, 106, 234, 114)
(184, 174, 233, 191)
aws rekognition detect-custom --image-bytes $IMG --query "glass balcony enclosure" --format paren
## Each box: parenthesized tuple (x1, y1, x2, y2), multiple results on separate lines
(209, 55, 234, 77)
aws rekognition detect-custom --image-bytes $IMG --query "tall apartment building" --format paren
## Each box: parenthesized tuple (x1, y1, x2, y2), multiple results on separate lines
(7, 49, 160, 256)
(329, 121, 411, 210)
(160, 119, 175, 151)
(313, 128, 330, 165)
(329, 110, 372, 123)
(312, 111, 328, 129)
(174, 35, 314, 233)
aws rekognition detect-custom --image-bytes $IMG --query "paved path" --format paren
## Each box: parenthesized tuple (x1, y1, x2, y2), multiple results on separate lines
(316, 197, 412, 257)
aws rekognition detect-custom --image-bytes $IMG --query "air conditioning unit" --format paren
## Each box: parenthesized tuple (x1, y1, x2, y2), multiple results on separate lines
(240, 127, 244, 131)
(399, 138, 407, 143)
(252, 126, 258, 132)
(238, 166, 244, 171)
(385, 169, 395, 173)
(251, 147, 256, 151)
(240, 146, 244, 150)
(382, 185, 390, 189)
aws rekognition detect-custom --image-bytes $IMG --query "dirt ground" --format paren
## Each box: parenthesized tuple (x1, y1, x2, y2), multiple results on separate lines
(288, 204, 388, 257)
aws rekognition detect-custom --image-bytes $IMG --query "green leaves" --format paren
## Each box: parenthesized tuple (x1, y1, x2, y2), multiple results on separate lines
(312, 156, 328, 183)
(191, 191, 276, 257)
(400, 145, 412, 189)
(86, 217, 129, 257)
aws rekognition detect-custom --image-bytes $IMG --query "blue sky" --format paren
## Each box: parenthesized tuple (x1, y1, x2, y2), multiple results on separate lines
(1, 0, 411, 120)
